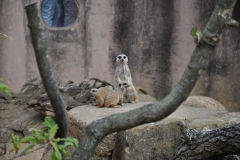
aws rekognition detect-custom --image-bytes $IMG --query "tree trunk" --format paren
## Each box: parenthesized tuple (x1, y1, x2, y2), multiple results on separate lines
(25, 4, 68, 139)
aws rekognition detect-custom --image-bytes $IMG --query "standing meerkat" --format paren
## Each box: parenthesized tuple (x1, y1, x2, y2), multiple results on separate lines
(115, 54, 138, 103)
(104, 81, 130, 108)
(115, 54, 132, 85)
(90, 86, 113, 108)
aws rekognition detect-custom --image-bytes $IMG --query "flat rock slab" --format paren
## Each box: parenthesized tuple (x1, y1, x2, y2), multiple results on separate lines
(68, 101, 240, 160)
(68, 102, 156, 160)
(68, 102, 155, 125)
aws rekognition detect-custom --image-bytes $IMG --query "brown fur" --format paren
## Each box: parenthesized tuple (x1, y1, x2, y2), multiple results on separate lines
(124, 81, 138, 103)
(104, 81, 130, 108)
(90, 86, 112, 108)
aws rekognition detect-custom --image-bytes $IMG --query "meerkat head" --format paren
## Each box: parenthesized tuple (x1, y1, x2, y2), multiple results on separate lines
(90, 88, 98, 95)
(116, 54, 128, 65)
(118, 81, 130, 89)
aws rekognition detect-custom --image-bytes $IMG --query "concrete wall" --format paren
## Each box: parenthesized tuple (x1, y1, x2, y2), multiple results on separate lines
(1, 0, 240, 111)
(0, 0, 27, 91)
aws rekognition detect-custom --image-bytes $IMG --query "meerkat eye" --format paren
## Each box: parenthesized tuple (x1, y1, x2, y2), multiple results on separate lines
(118, 56, 121, 59)
(123, 56, 126, 59)
(123, 83, 127, 85)
(119, 84, 122, 87)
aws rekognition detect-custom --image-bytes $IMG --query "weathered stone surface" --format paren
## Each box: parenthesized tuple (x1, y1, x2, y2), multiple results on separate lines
(68, 102, 154, 125)
(68, 99, 239, 160)
(112, 106, 240, 160)
(68, 102, 155, 160)
(182, 95, 228, 113)
(137, 94, 158, 103)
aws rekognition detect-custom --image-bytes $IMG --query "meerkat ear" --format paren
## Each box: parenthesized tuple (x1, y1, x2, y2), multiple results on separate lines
(119, 84, 122, 87)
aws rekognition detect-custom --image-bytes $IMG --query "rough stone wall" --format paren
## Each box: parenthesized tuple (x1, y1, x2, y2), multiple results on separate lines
(1, 0, 240, 111)
(109, 0, 197, 100)
(109, 0, 175, 99)
(0, 0, 27, 91)
(22, 0, 115, 86)
(191, 0, 240, 111)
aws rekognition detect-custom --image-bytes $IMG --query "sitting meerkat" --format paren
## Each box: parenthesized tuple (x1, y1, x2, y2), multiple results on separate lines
(90, 86, 113, 108)
(115, 54, 138, 103)
(123, 81, 138, 103)
(104, 81, 130, 108)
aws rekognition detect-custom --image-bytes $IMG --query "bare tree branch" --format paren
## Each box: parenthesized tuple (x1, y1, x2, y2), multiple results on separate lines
(25, 4, 68, 139)
(71, 0, 238, 159)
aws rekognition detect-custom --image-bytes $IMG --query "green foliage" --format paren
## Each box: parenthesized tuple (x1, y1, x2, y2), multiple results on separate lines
(10, 134, 21, 152)
(0, 32, 14, 40)
(10, 116, 79, 160)
(190, 25, 197, 36)
(190, 24, 202, 44)
(0, 33, 13, 98)
(0, 78, 12, 98)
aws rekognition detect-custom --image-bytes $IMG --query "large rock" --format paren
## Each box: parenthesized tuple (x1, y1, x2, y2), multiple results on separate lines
(68, 102, 155, 160)
(137, 94, 158, 103)
(182, 95, 228, 113)
(112, 106, 239, 160)
(68, 101, 240, 160)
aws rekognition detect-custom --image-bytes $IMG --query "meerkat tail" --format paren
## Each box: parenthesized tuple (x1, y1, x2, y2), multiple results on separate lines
(135, 86, 148, 95)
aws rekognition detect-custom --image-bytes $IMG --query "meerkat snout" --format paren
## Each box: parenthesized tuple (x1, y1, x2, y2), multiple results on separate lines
(116, 54, 128, 64)
(90, 88, 98, 95)
(119, 82, 130, 88)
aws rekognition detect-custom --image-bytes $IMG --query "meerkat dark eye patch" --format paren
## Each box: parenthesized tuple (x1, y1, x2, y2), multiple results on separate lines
(123, 56, 126, 59)
(119, 84, 122, 87)
(123, 83, 127, 85)
(118, 56, 121, 59)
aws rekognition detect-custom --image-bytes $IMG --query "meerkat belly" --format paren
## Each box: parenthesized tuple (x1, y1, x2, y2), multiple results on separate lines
(124, 85, 137, 103)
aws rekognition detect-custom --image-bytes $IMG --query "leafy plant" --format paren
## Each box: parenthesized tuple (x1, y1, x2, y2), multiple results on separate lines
(190, 24, 202, 43)
(11, 116, 78, 160)
(0, 32, 14, 40)
(0, 32, 13, 98)
(0, 78, 12, 97)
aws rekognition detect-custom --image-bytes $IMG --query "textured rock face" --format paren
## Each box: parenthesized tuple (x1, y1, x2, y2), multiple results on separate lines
(68, 95, 237, 160)
(112, 106, 239, 160)
(137, 94, 158, 103)
(68, 102, 156, 160)
(182, 96, 228, 113)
